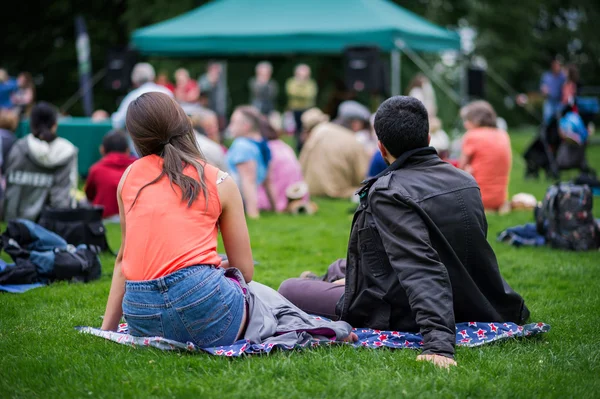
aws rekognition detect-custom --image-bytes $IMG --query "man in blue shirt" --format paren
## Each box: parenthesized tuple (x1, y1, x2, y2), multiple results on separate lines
(0, 69, 18, 109)
(540, 59, 566, 123)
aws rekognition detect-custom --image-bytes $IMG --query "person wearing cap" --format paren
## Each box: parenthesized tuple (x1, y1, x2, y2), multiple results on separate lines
(298, 102, 371, 199)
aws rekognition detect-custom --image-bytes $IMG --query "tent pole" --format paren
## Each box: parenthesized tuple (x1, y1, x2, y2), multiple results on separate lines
(391, 49, 401, 96)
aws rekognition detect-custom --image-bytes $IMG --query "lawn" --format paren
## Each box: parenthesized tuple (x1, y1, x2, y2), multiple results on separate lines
(1, 129, 599, 398)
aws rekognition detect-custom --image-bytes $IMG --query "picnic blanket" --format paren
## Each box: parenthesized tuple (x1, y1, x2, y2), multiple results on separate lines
(77, 321, 550, 357)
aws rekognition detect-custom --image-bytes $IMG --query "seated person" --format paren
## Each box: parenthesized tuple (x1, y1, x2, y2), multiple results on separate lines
(100, 92, 357, 346)
(85, 130, 136, 220)
(459, 101, 512, 211)
(257, 120, 307, 212)
(299, 104, 371, 199)
(279, 96, 529, 368)
(4, 102, 78, 221)
(227, 106, 277, 218)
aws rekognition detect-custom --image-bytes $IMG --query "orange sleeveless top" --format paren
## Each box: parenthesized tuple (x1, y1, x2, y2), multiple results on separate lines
(121, 155, 222, 281)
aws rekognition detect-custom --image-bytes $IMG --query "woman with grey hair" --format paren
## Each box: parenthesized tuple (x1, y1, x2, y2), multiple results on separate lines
(249, 61, 278, 116)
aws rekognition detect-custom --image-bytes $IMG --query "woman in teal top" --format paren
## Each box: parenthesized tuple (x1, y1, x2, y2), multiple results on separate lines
(227, 106, 276, 218)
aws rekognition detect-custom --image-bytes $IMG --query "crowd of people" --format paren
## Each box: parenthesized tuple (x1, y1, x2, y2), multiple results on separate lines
(0, 60, 520, 225)
(0, 60, 541, 368)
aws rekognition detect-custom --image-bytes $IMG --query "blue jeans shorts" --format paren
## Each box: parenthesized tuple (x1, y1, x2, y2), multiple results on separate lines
(123, 265, 245, 347)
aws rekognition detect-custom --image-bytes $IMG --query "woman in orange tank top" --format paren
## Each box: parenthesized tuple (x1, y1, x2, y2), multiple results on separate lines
(101, 92, 254, 347)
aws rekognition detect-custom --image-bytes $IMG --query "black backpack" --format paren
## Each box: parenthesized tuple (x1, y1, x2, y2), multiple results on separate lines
(1, 220, 102, 284)
(535, 183, 599, 251)
(38, 206, 114, 254)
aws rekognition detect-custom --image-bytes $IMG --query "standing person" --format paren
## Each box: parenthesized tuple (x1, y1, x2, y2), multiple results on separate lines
(198, 62, 227, 127)
(100, 92, 254, 346)
(256, 119, 307, 213)
(227, 106, 277, 218)
(3, 102, 78, 221)
(0, 69, 18, 110)
(407, 73, 437, 119)
(249, 61, 278, 116)
(540, 59, 566, 123)
(561, 64, 579, 106)
(286, 64, 318, 152)
(10, 72, 35, 117)
(459, 100, 512, 212)
(279, 96, 529, 368)
(174, 68, 200, 105)
(85, 130, 136, 221)
(299, 104, 371, 199)
(111, 63, 173, 130)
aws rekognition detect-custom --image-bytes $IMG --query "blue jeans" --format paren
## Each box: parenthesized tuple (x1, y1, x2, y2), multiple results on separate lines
(543, 100, 562, 124)
(123, 265, 245, 347)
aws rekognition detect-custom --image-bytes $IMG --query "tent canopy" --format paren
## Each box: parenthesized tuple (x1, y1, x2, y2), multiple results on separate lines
(132, 0, 461, 56)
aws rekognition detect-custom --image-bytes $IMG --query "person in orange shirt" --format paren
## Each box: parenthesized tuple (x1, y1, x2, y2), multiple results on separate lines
(100, 92, 255, 347)
(459, 101, 512, 211)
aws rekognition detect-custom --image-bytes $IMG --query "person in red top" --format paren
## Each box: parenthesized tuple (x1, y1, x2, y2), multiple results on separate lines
(85, 130, 136, 219)
(174, 68, 200, 104)
(459, 101, 512, 211)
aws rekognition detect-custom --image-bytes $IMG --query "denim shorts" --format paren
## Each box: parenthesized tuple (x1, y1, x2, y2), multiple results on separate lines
(123, 265, 245, 347)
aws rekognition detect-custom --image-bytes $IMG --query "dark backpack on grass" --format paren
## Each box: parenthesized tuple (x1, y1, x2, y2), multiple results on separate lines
(38, 206, 113, 254)
(1, 219, 102, 284)
(535, 183, 599, 251)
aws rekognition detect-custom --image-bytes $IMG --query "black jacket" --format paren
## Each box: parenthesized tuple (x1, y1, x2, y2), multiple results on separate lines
(339, 147, 530, 358)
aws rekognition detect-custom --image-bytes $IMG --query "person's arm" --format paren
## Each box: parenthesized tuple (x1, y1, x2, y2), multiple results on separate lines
(262, 168, 279, 212)
(101, 168, 130, 331)
(237, 160, 259, 218)
(370, 189, 457, 368)
(217, 173, 254, 282)
(458, 133, 475, 174)
(540, 74, 549, 96)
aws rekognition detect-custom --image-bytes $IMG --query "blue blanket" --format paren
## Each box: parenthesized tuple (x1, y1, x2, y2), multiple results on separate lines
(77, 321, 549, 357)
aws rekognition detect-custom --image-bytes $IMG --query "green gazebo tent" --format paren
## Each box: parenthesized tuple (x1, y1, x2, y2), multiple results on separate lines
(132, 0, 461, 95)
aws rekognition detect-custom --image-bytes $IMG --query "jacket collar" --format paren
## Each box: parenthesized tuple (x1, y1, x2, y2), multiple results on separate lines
(357, 146, 438, 197)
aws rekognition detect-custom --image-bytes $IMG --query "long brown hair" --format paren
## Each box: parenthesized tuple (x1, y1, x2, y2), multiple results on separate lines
(125, 92, 208, 209)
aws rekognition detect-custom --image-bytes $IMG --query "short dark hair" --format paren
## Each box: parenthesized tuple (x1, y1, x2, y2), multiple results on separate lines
(102, 130, 129, 154)
(374, 96, 429, 157)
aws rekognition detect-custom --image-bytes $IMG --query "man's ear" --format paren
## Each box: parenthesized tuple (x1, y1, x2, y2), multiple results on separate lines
(377, 141, 388, 158)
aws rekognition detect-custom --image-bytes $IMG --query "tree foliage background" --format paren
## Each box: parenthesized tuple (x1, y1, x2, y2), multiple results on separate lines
(3, 0, 599, 127)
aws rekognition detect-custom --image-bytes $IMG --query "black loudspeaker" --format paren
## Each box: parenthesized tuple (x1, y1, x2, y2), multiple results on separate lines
(104, 49, 137, 91)
(344, 46, 383, 93)
(467, 67, 485, 98)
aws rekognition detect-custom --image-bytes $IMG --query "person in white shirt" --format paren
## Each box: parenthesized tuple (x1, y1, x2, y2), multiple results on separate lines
(111, 63, 173, 129)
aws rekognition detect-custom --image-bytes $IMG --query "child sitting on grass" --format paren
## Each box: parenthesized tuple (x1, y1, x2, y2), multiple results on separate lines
(85, 130, 136, 221)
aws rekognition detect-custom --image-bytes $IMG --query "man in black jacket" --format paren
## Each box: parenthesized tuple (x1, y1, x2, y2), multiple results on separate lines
(279, 96, 530, 368)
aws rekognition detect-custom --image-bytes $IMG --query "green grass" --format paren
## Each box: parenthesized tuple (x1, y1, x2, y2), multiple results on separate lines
(1, 129, 600, 398)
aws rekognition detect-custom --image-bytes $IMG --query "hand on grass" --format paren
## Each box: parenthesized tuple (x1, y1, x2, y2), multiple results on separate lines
(416, 354, 457, 369)
(342, 332, 358, 343)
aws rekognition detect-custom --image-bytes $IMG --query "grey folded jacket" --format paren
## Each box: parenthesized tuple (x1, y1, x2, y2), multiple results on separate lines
(226, 268, 353, 346)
